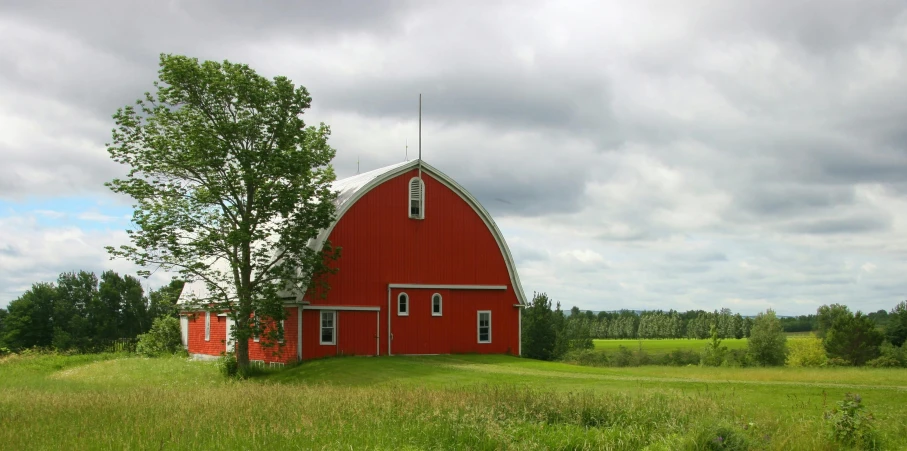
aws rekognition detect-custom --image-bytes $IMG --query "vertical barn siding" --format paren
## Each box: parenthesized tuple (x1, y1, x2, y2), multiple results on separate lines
(308, 169, 521, 358)
(301, 309, 380, 359)
(186, 313, 227, 356)
(390, 288, 518, 355)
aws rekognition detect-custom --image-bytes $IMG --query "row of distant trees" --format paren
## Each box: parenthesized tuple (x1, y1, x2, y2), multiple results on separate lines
(0, 270, 184, 352)
(564, 305, 897, 340)
(524, 294, 907, 366)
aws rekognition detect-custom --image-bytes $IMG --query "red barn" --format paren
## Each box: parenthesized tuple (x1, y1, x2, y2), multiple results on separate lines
(178, 160, 527, 364)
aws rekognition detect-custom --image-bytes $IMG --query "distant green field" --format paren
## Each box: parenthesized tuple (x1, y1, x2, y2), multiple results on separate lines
(1, 352, 904, 449)
(593, 338, 749, 354)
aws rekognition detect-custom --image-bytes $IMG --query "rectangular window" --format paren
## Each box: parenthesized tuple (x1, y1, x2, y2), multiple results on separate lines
(204, 312, 211, 341)
(253, 317, 259, 342)
(320, 311, 336, 345)
(478, 311, 491, 343)
(279, 319, 285, 344)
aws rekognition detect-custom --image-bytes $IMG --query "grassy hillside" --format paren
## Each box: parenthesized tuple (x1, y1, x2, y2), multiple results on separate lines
(1, 353, 905, 450)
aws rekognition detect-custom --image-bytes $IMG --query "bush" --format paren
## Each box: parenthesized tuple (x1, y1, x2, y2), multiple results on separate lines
(865, 356, 900, 368)
(824, 393, 880, 450)
(786, 335, 827, 367)
(723, 349, 751, 367)
(560, 349, 610, 367)
(136, 316, 182, 357)
(659, 349, 700, 366)
(218, 352, 238, 378)
(874, 341, 906, 367)
(748, 309, 787, 366)
(824, 357, 851, 367)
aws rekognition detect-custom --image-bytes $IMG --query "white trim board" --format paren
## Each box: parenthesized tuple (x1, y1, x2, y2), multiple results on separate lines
(303, 305, 381, 312)
(388, 284, 507, 290)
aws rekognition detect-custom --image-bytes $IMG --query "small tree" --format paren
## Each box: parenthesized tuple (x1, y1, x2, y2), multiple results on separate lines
(886, 301, 907, 347)
(748, 309, 787, 366)
(521, 292, 558, 360)
(136, 316, 183, 356)
(825, 312, 884, 366)
(106, 54, 339, 373)
(700, 323, 727, 366)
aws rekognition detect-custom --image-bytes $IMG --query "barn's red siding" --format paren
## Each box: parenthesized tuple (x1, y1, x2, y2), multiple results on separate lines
(309, 168, 521, 357)
(302, 309, 380, 359)
(185, 166, 523, 362)
(248, 307, 300, 363)
(186, 313, 227, 356)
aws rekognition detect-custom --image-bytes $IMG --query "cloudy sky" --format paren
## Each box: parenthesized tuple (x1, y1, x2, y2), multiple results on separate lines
(2, 0, 906, 315)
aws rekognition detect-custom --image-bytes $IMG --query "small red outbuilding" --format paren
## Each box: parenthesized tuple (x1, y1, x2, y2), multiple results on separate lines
(178, 160, 527, 364)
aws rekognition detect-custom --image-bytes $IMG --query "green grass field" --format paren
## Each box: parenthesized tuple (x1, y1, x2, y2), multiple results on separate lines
(593, 338, 749, 354)
(2, 352, 905, 450)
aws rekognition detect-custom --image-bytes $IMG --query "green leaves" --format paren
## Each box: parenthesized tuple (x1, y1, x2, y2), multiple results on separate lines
(107, 54, 339, 365)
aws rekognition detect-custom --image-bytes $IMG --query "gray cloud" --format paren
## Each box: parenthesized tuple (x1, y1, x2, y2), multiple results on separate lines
(2, 0, 907, 313)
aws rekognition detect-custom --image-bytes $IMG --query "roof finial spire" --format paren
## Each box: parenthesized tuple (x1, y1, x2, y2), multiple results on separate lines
(418, 93, 422, 179)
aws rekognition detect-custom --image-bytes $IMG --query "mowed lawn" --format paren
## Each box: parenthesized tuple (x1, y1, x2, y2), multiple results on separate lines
(594, 338, 749, 354)
(1, 353, 905, 450)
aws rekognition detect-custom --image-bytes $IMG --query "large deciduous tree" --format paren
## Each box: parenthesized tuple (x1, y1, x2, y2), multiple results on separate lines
(106, 54, 339, 373)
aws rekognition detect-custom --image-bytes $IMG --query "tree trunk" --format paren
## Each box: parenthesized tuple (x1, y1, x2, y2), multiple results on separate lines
(235, 326, 250, 373)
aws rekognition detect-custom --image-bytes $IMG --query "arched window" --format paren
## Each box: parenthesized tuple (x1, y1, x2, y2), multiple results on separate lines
(398, 292, 409, 316)
(409, 177, 424, 219)
(432, 293, 442, 316)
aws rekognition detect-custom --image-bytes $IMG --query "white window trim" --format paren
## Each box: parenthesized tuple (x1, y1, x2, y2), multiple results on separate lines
(432, 293, 443, 316)
(408, 177, 425, 219)
(477, 310, 491, 344)
(320, 311, 337, 345)
(279, 319, 285, 344)
(253, 316, 259, 342)
(397, 292, 409, 316)
(204, 312, 211, 341)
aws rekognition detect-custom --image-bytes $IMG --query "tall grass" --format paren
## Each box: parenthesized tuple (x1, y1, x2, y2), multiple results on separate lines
(1, 353, 905, 450)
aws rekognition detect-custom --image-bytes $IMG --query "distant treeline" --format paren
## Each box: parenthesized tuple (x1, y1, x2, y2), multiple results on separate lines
(566, 306, 894, 339)
(0, 270, 184, 352)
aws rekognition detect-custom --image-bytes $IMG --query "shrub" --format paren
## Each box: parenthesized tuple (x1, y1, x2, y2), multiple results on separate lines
(824, 393, 880, 450)
(136, 316, 182, 357)
(659, 349, 700, 366)
(723, 349, 750, 367)
(874, 341, 906, 367)
(865, 356, 900, 368)
(824, 357, 851, 367)
(786, 335, 827, 367)
(748, 309, 787, 366)
(218, 352, 238, 378)
(560, 349, 610, 367)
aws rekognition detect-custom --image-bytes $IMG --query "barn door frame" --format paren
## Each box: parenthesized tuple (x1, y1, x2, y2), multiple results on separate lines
(386, 284, 508, 356)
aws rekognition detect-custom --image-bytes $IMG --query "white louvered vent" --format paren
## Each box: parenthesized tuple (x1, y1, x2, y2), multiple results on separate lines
(409, 177, 424, 219)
